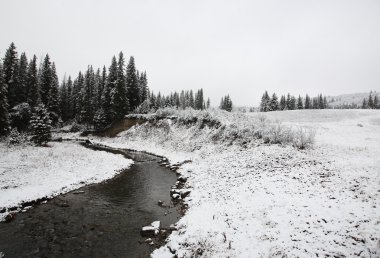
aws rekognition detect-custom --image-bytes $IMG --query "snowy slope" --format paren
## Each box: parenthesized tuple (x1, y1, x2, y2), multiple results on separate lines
(326, 92, 379, 108)
(0, 142, 133, 221)
(89, 109, 380, 257)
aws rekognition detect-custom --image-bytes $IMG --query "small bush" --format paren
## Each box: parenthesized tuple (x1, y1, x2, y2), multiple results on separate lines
(6, 128, 27, 146)
(292, 127, 316, 149)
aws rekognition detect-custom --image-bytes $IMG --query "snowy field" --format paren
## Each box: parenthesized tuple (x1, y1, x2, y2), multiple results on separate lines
(91, 109, 380, 258)
(0, 142, 133, 221)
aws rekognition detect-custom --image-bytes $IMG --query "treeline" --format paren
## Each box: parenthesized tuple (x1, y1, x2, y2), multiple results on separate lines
(260, 91, 328, 112)
(139, 88, 210, 113)
(362, 91, 379, 109)
(0, 42, 150, 135)
(220, 95, 233, 112)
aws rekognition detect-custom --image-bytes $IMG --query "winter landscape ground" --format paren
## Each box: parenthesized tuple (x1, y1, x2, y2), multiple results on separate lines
(1, 109, 379, 257)
(86, 109, 379, 257)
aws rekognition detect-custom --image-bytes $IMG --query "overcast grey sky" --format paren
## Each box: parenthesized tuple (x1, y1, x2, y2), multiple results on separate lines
(1, 0, 379, 106)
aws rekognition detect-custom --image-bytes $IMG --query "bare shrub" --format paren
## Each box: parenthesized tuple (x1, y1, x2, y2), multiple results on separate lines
(292, 127, 316, 149)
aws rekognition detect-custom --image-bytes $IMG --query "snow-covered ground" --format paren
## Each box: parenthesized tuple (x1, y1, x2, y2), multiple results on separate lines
(0, 142, 132, 221)
(91, 109, 379, 257)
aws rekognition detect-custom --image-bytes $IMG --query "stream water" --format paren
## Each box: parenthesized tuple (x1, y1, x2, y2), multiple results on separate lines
(0, 144, 181, 258)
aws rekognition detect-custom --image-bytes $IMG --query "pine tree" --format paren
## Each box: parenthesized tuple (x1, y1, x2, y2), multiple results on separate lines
(0, 64, 10, 135)
(66, 76, 73, 120)
(59, 77, 69, 122)
(206, 98, 210, 109)
(30, 104, 51, 145)
(189, 90, 194, 108)
(48, 63, 60, 125)
(260, 91, 270, 112)
(93, 108, 108, 130)
(368, 92, 374, 109)
(139, 71, 148, 103)
(280, 95, 286, 110)
(304, 94, 311, 109)
(297, 95, 304, 109)
(374, 94, 379, 109)
(3, 42, 19, 109)
(27, 55, 39, 107)
(270, 93, 279, 111)
(290, 96, 297, 110)
(362, 98, 368, 109)
(17, 52, 28, 104)
(318, 94, 324, 109)
(39, 54, 52, 106)
(111, 52, 128, 119)
(126, 56, 139, 110)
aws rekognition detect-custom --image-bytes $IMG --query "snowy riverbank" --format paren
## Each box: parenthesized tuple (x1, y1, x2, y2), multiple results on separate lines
(0, 142, 133, 221)
(91, 109, 379, 257)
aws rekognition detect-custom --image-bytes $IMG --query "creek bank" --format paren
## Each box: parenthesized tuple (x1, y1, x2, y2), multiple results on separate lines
(0, 142, 190, 258)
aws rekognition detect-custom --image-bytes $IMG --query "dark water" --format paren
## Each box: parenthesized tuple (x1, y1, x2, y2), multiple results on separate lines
(0, 144, 181, 258)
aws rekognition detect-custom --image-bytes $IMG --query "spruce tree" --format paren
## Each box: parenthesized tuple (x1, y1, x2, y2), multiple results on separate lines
(3, 42, 19, 109)
(304, 94, 311, 109)
(0, 64, 10, 135)
(48, 63, 60, 125)
(368, 92, 374, 109)
(59, 77, 69, 122)
(206, 98, 210, 109)
(17, 52, 28, 104)
(126, 56, 139, 110)
(280, 95, 286, 110)
(270, 93, 279, 111)
(260, 91, 270, 112)
(66, 76, 73, 120)
(111, 52, 128, 119)
(297, 95, 304, 109)
(30, 104, 51, 145)
(362, 98, 368, 109)
(39, 54, 52, 106)
(374, 94, 379, 109)
(105, 56, 118, 121)
(27, 55, 39, 107)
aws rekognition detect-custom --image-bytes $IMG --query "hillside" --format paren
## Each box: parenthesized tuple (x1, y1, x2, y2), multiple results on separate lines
(326, 92, 379, 108)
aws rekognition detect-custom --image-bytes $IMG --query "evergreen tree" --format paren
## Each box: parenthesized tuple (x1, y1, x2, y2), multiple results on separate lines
(189, 90, 194, 108)
(260, 91, 270, 112)
(93, 108, 108, 130)
(66, 76, 73, 120)
(0, 64, 10, 135)
(27, 55, 39, 107)
(374, 94, 379, 109)
(318, 94, 324, 109)
(17, 52, 28, 104)
(270, 93, 279, 111)
(362, 98, 368, 109)
(59, 77, 69, 122)
(304, 94, 311, 109)
(206, 98, 210, 109)
(105, 56, 118, 121)
(290, 96, 297, 110)
(111, 52, 128, 119)
(220, 95, 233, 112)
(30, 104, 51, 145)
(139, 71, 148, 103)
(368, 92, 374, 109)
(48, 63, 60, 125)
(3, 42, 19, 108)
(39, 54, 52, 106)
(126, 56, 139, 110)
(279, 95, 286, 110)
(297, 95, 304, 109)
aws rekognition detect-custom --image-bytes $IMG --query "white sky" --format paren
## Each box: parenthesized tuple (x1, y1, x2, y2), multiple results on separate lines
(1, 0, 379, 106)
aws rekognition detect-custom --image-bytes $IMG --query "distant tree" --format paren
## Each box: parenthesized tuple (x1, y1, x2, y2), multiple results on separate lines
(289, 95, 296, 110)
(48, 63, 60, 125)
(126, 56, 139, 110)
(304, 94, 311, 109)
(59, 77, 69, 122)
(206, 98, 210, 109)
(362, 98, 368, 109)
(368, 92, 374, 109)
(220, 95, 232, 112)
(260, 91, 271, 112)
(39, 54, 52, 106)
(111, 52, 129, 119)
(374, 94, 379, 109)
(195, 89, 204, 110)
(3, 42, 19, 108)
(17, 52, 28, 104)
(27, 55, 39, 107)
(297, 95, 304, 109)
(30, 104, 51, 146)
(279, 95, 286, 110)
(0, 63, 10, 135)
(270, 93, 279, 111)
